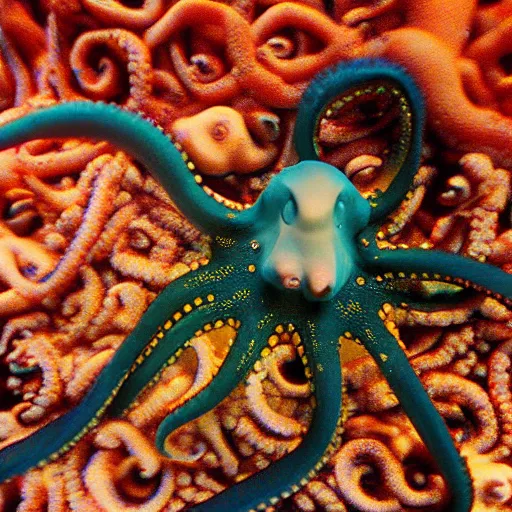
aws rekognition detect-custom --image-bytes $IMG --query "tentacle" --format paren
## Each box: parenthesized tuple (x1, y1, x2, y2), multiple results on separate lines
(82, 0, 165, 30)
(354, 315, 473, 512)
(250, 3, 358, 82)
(358, 230, 512, 305)
(194, 312, 343, 510)
(109, 312, 246, 418)
(108, 254, 262, 414)
(294, 58, 424, 222)
(0, 102, 256, 235)
(153, 309, 276, 456)
(383, 286, 477, 313)
(0, 262, 252, 483)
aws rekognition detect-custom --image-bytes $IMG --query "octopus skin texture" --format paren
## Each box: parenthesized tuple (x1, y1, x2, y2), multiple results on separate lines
(0, 59, 511, 512)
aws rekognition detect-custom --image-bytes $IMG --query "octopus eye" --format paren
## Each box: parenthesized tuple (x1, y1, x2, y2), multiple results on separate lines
(211, 122, 229, 141)
(282, 196, 298, 225)
(334, 196, 346, 227)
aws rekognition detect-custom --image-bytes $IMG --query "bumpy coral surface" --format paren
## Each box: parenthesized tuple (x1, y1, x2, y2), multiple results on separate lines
(0, 1, 512, 510)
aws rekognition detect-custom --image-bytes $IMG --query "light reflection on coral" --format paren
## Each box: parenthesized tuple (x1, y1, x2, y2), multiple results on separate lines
(0, 0, 511, 510)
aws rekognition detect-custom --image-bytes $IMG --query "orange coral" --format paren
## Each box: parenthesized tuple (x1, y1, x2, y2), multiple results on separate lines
(0, 1, 512, 511)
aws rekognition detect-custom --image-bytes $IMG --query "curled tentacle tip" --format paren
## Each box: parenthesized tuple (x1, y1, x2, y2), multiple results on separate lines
(438, 175, 471, 206)
(189, 53, 225, 83)
(264, 36, 295, 59)
(345, 155, 382, 186)
(160, 440, 207, 463)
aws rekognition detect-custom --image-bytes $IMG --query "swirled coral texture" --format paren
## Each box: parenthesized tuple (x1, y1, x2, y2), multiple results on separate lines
(1, 1, 512, 511)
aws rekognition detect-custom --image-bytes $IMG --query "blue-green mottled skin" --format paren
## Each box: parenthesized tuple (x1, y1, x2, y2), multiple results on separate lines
(0, 59, 510, 511)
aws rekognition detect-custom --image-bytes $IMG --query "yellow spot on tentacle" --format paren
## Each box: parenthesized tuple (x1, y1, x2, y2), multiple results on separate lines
(185, 267, 235, 288)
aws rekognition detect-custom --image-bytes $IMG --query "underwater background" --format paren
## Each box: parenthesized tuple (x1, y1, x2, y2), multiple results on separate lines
(0, 1, 512, 510)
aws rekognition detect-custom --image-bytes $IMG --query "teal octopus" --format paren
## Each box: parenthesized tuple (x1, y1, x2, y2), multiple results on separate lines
(0, 59, 511, 511)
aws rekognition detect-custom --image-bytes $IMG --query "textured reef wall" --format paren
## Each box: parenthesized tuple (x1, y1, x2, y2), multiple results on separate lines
(0, 1, 512, 510)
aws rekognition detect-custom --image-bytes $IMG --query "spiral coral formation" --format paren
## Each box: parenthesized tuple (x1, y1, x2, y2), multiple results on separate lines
(0, 1, 512, 510)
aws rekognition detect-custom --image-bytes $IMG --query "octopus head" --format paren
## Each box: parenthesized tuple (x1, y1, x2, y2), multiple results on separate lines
(257, 161, 371, 301)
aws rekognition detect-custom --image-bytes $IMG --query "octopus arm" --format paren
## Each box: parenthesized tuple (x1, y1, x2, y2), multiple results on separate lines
(193, 316, 343, 510)
(154, 314, 275, 456)
(0, 268, 232, 483)
(294, 58, 424, 222)
(355, 315, 473, 512)
(358, 232, 512, 301)
(385, 285, 475, 312)
(109, 306, 244, 420)
(0, 102, 256, 235)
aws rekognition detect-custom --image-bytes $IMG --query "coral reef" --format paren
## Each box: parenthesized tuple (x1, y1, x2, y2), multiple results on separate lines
(0, 0, 511, 510)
